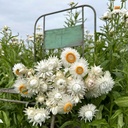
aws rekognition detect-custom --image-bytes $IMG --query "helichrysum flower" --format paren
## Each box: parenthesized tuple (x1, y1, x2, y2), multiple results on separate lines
(69, 58, 88, 79)
(24, 107, 35, 119)
(27, 76, 40, 94)
(54, 75, 68, 90)
(111, 6, 123, 15)
(13, 78, 32, 97)
(12, 63, 27, 77)
(46, 88, 65, 105)
(85, 71, 114, 98)
(85, 76, 96, 90)
(26, 68, 34, 77)
(35, 94, 45, 104)
(60, 47, 80, 67)
(50, 105, 59, 115)
(78, 104, 97, 122)
(67, 78, 86, 103)
(24, 107, 50, 126)
(84, 75, 101, 98)
(100, 10, 111, 20)
(35, 59, 53, 78)
(39, 80, 48, 92)
(27, 35, 34, 41)
(47, 56, 62, 70)
(88, 65, 103, 78)
(95, 71, 115, 95)
(58, 94, 74, 114)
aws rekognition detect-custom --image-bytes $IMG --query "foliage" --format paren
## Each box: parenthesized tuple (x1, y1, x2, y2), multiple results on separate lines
(0, 0, 128, 128)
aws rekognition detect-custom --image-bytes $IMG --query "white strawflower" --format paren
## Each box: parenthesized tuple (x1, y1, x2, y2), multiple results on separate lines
(61, 47, 80, 67)
(100, 10, 111, 20)
(26, 68, 34, 77)
(111, 6, 122, 15)
(50, 105, 59, 115)
(13, 78, 32, 97)
(39, 80, 48, 92)
(35, 59, 53, 78)
(69, 58, 88, 79)
(85, 75, 101, 98)
(54, 75, 68, 90)
(35, 94, 45, 104)
(46, 89, 65, 105)
(27, 35, 34, 41)
(58, 94, 74, 114)
(24, 107, 35, 119)
(12, 63, 27, 77)
(95, 71, 115, 95)
(85, 87, 100, 98)
(25, 107, 50, 126)
(85, 76, 96, 90)
(47, 56, 62, 70)
(78, 104, 97, 122)
(27, 76, 40, 94)
(56, 71, 65, 77)
(88, 65, 103, 78)
(67, 78, 86, 103)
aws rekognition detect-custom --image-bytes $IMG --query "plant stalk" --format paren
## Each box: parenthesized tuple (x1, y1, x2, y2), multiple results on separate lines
(50, 115, 55, 128)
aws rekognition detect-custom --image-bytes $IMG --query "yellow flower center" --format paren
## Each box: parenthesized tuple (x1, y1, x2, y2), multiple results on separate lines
(15, 69, 20, 75)
(114, 6, 120, 10)
(76, 66, 84, 75)
(63, 102, 73, 113)
(19, 84, 28, 94)
(66, 53, 76, 63)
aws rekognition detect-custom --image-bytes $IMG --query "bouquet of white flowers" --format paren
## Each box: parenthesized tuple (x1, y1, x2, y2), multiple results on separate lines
(12, 47, 114, 127)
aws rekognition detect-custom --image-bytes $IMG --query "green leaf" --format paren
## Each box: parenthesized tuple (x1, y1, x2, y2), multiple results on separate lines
(115, 96, 128, 107)
(60, 120, 79, 128)
(118, 113, 124, 128)
(89, 119, 108, 126)
(95, 105, 104, 120)
(111, 109, 122, 120)
(2, 111, 10, 127)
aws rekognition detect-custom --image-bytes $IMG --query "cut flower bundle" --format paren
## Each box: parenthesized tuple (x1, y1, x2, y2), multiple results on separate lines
(12, 47, 115, 126)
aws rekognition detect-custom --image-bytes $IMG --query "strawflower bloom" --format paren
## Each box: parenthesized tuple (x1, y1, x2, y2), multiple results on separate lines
(35, 94, 45, 104)
(61, 47, 80, 67)
(95, 71, 115, 95)
(58, 94, 74, 114)
(27, 76, 40, 94)
(46, 88, 65, 105)
(88, 65, 103, 79)
(35, 59, 53, 78)
(67, 78, 86, 103)
(54, 75, 68, 90)
(24, 107, 50, 126)
(78, 104, 97, 122)
(13, 63, 27, 77)
(111, 6, 123, 14)
(100, 10, 111, 20)
(13, 78, 32, 97)
(69, 58, 88, 79)
(47, 56, 62, 70)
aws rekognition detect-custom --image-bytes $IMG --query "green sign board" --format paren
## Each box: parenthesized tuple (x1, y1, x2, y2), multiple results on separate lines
(44, 25, 83, 49)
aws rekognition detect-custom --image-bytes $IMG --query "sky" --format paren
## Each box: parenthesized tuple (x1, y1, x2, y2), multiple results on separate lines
(0, 0, 127, 40)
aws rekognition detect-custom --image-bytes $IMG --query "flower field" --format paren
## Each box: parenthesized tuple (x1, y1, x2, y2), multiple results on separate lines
(0, 1, 128, 128)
